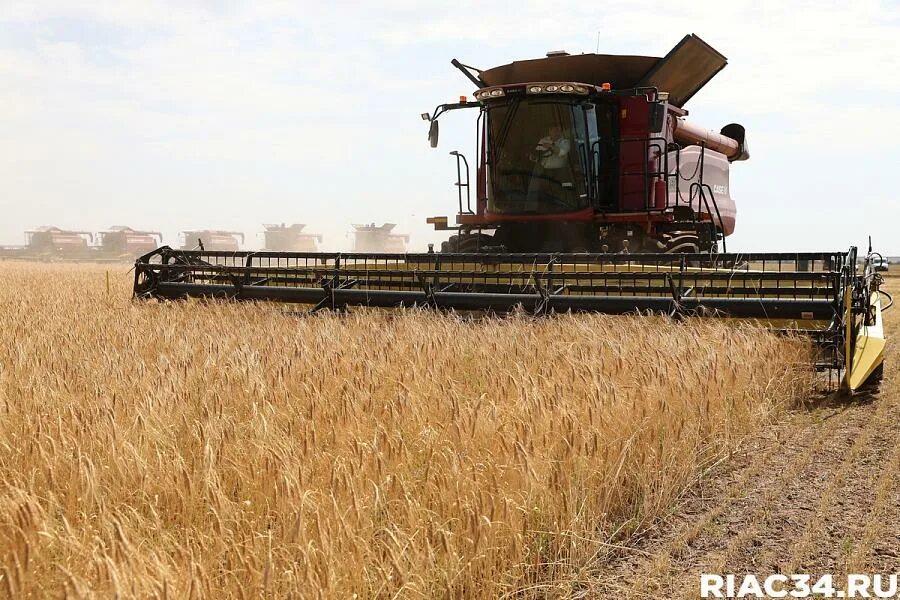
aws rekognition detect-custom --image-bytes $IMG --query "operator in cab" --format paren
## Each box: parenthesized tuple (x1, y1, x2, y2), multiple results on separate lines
(526, 125, 572, 211)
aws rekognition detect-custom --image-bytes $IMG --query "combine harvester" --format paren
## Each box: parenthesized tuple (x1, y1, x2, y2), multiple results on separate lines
(351, 223, 410, 253)
(0, 226, 94, 261)
(179, 230, 244, 252)
(262, 224, 323, 252)
(97, 226, 162, 259)
(133, 35, 886, 391)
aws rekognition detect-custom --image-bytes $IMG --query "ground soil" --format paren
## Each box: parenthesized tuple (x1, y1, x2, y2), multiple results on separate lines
(590, 272, 900, 598)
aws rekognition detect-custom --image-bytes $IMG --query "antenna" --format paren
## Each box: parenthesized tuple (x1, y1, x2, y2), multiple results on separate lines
(450, 59, 486, 87)
(596, 31, 600, 53)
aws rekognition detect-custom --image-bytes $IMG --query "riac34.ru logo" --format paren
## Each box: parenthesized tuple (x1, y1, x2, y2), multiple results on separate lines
(701, 574, 899, 598)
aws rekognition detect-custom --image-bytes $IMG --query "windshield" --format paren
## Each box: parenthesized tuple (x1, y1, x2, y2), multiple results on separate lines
(485, 99, 596, 214)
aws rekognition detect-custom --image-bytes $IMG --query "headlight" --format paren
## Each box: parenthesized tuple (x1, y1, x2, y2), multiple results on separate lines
(528, 85, 543, 93)
(546, 84, 559, 92)
(560, 84, 574, 92)
(476, 88, 505, 99)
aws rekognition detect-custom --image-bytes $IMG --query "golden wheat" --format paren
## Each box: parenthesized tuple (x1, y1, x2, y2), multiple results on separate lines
(0, 262, 811, 598)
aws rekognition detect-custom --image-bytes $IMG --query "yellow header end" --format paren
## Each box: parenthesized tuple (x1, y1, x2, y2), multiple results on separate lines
(848, 292, 886, 391)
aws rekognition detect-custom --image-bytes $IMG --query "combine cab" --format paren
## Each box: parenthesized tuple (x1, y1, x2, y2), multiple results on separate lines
(425, 34, 745, 253)
(180, 230, 244, 252)
(262, 224, 323, 252)
(134, 34, 886, 391)
(98, 226, 162, 258)
(351, 223, 410, 253)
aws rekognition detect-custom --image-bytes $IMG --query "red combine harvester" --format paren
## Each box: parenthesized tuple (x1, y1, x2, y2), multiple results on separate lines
(98, 226, 162, 258)
(27, 226, 93, 256)
(0, 226, 94, 260)
(424, 34, 747, 253)
(351, 223, 410, 253)
(262, 224, 323, 252)
(134, 34, 886, 391)
(179, 230, 244, 252)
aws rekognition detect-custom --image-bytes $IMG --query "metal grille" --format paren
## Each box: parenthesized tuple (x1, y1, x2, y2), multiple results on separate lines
(135, 248, 843, 306)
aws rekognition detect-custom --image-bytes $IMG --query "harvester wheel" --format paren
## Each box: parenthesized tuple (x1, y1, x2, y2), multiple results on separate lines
(441, 233, 494, 253)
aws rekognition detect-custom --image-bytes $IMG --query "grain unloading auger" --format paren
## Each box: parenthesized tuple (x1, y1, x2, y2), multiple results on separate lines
(133, 246, 886, 391)
(132, 34, 887, 390)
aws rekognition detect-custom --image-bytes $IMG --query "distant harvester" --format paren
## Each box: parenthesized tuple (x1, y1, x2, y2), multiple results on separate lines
(26, 226, 93, 256)
(180, 230, 244, 252)
(262, 224, 323, 252)
(98, 226, 162, 257)
(351, 223, 410, 253)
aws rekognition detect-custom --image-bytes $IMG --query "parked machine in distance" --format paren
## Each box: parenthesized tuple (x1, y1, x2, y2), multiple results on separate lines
(262, 224, 323, 252)
(179, 230, 244, 252)
(351, 223, 410, 253)
(98, 226, 162, 257)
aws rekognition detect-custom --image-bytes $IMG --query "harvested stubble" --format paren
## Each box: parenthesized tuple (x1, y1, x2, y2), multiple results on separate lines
(0, 263, 812, 598)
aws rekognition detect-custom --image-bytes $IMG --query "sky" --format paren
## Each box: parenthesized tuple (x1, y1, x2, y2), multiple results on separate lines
(0, 0, 897, 253)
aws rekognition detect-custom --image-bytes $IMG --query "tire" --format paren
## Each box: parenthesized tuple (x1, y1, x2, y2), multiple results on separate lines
(440, 233, 494, 253)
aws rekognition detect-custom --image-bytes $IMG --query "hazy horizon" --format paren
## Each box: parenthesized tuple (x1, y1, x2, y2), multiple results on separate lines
(1, 1, 897, 254)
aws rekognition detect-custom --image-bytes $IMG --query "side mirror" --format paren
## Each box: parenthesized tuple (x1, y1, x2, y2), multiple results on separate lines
(428, 120, 439, 148)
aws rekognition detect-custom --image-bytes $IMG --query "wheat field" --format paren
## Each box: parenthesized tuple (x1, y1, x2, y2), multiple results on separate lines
(0, 262, 812, 598)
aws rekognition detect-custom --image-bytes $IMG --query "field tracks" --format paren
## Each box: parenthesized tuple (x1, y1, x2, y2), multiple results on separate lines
(590, 274, 900, 597)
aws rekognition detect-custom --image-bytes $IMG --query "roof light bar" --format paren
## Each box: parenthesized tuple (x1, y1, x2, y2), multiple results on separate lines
(474, 82, 592, 101)
(523, 82, 590, 96)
